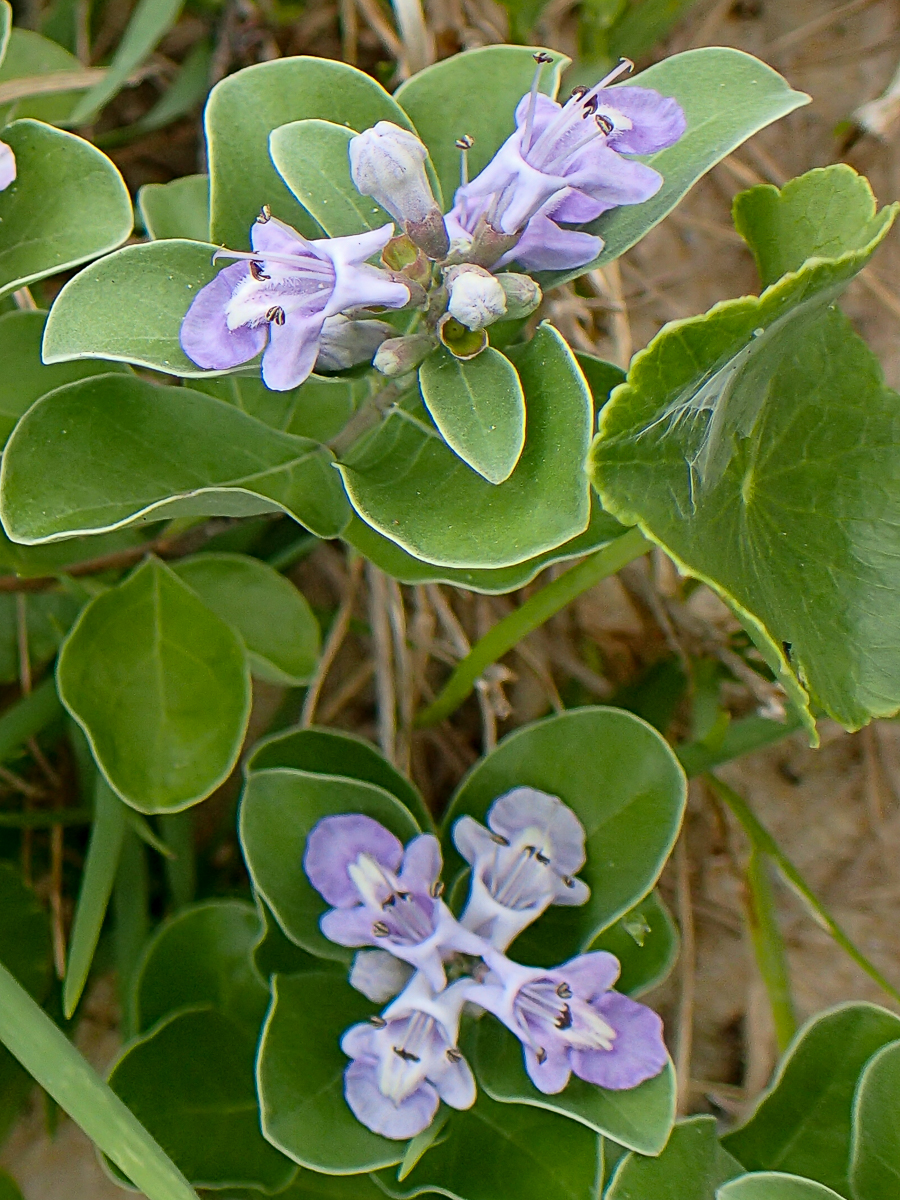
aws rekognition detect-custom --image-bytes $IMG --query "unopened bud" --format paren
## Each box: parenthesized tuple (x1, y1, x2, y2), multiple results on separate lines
(0, 141, 16, 192)
(349, 122, 449, 260)
(437, 314, 488, 361)
(497, 273, 542, 320)
(444, 265, 507, 331)
(315, 315, 396, 372)
(373, 333, 436, 377)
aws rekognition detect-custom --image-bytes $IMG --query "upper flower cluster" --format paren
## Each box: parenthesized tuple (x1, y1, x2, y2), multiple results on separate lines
(303, 787, 667, 1139)
(179, 53, 684, 392)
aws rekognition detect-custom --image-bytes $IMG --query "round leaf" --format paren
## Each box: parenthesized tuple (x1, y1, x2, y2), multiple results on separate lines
(850, 1039, 900, 1200)
(173, 553, 320, 686)
(606, 1116, 742, 1198)
(588, 891, 679, 998)
(257, 971, 404, 1173)
(418, 348, 526, 485)
(443, 707, 686, 964)
(718, 1174, 847, 1200)
(186, 371, 360, 443)
(57, 557, 252, 813)
(239, 768, 421, 961)
(0, 28, 86, 125)
(138, 175, 209, 242)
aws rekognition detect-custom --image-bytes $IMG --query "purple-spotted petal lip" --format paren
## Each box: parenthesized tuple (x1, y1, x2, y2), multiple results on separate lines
(304, 814, 403, 907)
(0, 141, 16, 192)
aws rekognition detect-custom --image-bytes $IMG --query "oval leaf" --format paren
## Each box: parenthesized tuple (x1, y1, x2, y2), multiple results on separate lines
(443, 707, 686, 964)
(850, 1039, 900, 1200)
(187, 369, 360, 442)
(588, 891, 679, 998)
(418, 347, 526, 485)
(607, 1116, 742, 1199)
(173, 554, 320, 686)
(138, 175, 209, 242)
(57, 557, 251, 813)
(718, 1174, 847, 1200)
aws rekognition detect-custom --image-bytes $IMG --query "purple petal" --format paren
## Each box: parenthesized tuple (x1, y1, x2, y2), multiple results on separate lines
(0, 141, 16, 192)
(563, 145, 663, 208)
(433, 1054, 477, 1110)
(514, 91, 564, 138)
(324, 262, 410, 320)
(452, 815, 494, 866)
(550, 873, 590, 907)
(344, 1059, 439, 1139)
(179, 262, 267, 370)
(304, 814, 403, 907)
(571, 992, 667, 1090)
(548, 189, 610, 224)
(524, 1042, 571, 1094)
(554, 951, 621, 998)
(603, 86, 687, 155)
(349, 950, 414, 1003)
(488, 788, 587, 876)
(314, 222, 396, 269)
(251, 216, 314, 257)
(399, 835, 442, 894)
(261, 311, 323, 390)
(320, 905, 378, 947)
(498, 214, 602, 272)
(340, 1021, 377, 1058)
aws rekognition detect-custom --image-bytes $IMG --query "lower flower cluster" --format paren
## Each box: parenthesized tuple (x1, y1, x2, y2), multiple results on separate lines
(303, 787, 668, 1139)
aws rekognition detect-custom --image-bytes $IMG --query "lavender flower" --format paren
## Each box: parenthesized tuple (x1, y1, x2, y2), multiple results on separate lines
(341, 974, 476, 1139)
(349, 122, 450, 260)
(0, 141, 15, 192)
(304, 813, 486, 990)
(453, 787, 589, 951)
(467, 949, 667, 1093)
(446, 58, 685, 272)
(179, 214, 410, 391)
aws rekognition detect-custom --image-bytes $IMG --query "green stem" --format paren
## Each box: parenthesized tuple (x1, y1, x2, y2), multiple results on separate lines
(160, 811, 196, 909)
(416, 527, 650, 727)
(745, 848, 796, 1053)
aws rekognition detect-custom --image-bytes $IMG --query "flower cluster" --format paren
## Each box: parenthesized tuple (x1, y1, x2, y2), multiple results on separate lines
(303, 787, 668, 1139)
(180, 55, 684, 392)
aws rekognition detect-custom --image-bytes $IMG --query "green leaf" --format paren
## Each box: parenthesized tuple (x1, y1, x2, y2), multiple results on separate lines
(0, 374, 351, 543)
(206, 57, 417, 249)
(0, 119, 132, 298)
(443, 706, 685, 965)
(252, 894, 325, 982)
(0, 860, 52, 1000)
(344, 495, 626, 594)
(340, 324, 591, 569)
(258, 971, 404, 1173)
(0, 590, 83, 685)
(0, 958, 200, 1200)
(574, 351, 626, 413)
(591, 166, 899, 731)
(850, 1039, 900, 1200)
(246, 725, 433, 832)
(417, 347, 526, 485)
(138, 175, 210, 241)
(63, 778, 127, 1018)
(0, 28, 85, 125)
(606, 1116, 742, 1199)
(269, 120, 391, 237)
(0, 1170, 23, 1200)
(109, 1007, 296, 1193)
(588, 891, 679, 997)
(395, 45, 569, 204)
(476, 1020, 675, 1155)
(187, 370, 360, 442)
(722, 1003, 900, 1195)
(0, 309, 129, 449)
(41, 239, 228, 377)
(56, 557, 251, 813)
(375, 1088, 601, 1200)
(239, 768, 421, 962)
(745, 849, 796, 1054)
(69, 0, 185, 124)
(539, 48, 809, 287)
(718, 1174, 847, 1200)
(0, 3, 9, 64)
(173, 553, 320, 686)
(133, 899, 268, 1036)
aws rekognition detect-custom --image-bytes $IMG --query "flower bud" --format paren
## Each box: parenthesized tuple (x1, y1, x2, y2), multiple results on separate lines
(497, 273, 542, 320)
(373, 333, 436, 377)
(349, 122, 450, 260)
(437, 314, 488, 361)
(315, 315, 396, 372)
(0, 141, 16, 192)
(444, 265, 507, 331)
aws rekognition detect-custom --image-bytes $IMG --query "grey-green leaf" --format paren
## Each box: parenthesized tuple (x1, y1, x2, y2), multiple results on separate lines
(588, 891, 679, 997)
(173, 553, 320, 686)
(340, 324, 591, 569)
(56, 557, 251, 813)
(849, 1039, 900, 1200)
(418, 347, 526, 484)
(0, 374, 350, 544)
(0, 119, 132, 298)
(186, 371, 361, 442)
(607, 1116, 743, 1198)
(139, 175, 210, 241)
(718, 1174, 847, 1200)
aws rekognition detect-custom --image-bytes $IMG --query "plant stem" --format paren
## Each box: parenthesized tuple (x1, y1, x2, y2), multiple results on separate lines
(416, 526, 650, 727)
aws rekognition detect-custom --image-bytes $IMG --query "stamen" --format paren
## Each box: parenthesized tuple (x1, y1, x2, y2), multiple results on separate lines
(455, 134, 474, 187)
(535, 851, 550, 865)
(382, 894, 397, 908)
(524, 51, 554, 154)
(257, 204, 272, 223)
(430, 880, 445, 898)
(556, 982, 572, 999)
(490, 832, 510, 846)
(555, 1004, 573, 1030)
(393, 1046, 421, 1062)
(582, 95, 599, 118)
(370, 1015, 387, 1027)
(249, 260, 270, 281)
(595, 114, 614, 136)
(372, 921, 390, 937)
(266, 306, 286, 325)
(446, 1047, 463, 1063)
(562, 875, 576, 889)
(594, 57, 634, 91)
(569, 85, 588, 100)
(536, 1047, 547, 1064)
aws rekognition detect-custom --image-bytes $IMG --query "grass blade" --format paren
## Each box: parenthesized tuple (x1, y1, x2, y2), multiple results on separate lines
(745, 848, 796, 1052)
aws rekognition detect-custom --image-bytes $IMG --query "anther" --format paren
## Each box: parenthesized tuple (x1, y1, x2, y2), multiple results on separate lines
(619, 57, 634, 75)
(535, 851, 550, 865)
(569, 85, 589, 100)
(257, 204, 272, 223)
(562, 875, 576, 889)
(382, 894, 397, 908)
(490, 833, 510, 846)
(556, 982, 572, 1000)
(266, 306, 286, 325)
(536, 1047, 547, 1064)
(455, 134, 475, 150)
(524, 845, 537, 858)
(446, 1047, 463, 1063)
(394, 1046, 421, 1062)
(249, 260, 270, 281)
(595, 114, 614, 136)
(533, 51, 553, 64)
(430, 880, 445, 898)
(372, 921, 390, 937)
(370, 1015, 387, 1027)
(582, 95, 599, 117)
(555, 1004, 573, 1031)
